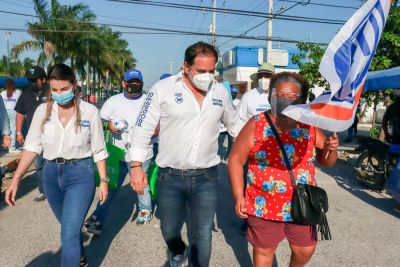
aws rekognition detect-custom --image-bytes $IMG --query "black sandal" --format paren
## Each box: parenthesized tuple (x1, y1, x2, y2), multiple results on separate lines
(80, 257, 87, 267)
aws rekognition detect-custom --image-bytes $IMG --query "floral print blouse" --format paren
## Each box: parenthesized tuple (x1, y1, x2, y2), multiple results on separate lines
(245, 112, 317, 222)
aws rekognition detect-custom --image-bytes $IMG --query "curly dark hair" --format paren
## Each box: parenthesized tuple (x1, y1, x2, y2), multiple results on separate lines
(269, 72, 310, 104)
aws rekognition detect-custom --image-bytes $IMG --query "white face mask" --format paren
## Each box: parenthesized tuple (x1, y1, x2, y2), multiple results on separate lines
(258, 77, 271, 92)
(189, 72, 214, 92)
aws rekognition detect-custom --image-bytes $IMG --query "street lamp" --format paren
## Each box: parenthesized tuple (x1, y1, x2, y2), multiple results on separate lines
(5, 32, 11, 75)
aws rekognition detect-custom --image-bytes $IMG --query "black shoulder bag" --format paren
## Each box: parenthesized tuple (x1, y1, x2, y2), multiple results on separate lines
(264, 112, 332, 240)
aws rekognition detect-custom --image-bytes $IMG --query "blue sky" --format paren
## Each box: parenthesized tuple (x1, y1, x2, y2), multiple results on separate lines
(0, 0, 363, 88)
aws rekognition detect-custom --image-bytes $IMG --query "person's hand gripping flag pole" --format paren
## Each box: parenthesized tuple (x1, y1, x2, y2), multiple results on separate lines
(283, 0, 392, 132)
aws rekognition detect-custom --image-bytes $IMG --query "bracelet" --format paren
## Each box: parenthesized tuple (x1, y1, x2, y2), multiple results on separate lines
(16, 132, 22, 135)
(130, 164, 142, 169)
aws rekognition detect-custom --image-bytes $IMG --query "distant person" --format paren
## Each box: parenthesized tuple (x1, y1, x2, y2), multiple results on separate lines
(5, 63, 108, 267)
(160, 73, 172, 80)
(1, 79, 21, 152)
(231, 87, 240, 109)
(129, 42, 244, 267)
(0, 95, 11, 149)
(236, 63, 275, 123)
(85, 69, 154, 235)
(228, 72, 338, 267)
(383, 90, 400, 204)
(14, 66, 49, 203)
(345, 103, 361, 142)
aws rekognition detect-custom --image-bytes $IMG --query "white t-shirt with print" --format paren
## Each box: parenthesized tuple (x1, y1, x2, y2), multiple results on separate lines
(1, 90, 21, 110)
(100, 92, 153, 162)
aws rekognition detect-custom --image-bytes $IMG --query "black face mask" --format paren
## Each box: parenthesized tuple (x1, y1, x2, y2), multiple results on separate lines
(29, 81, 39, 92)
(272, 98, 298, 118)
(126, 83, 143, 95)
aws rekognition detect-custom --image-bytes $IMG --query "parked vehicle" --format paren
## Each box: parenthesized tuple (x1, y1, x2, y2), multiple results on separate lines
(354, 137, 397, 190)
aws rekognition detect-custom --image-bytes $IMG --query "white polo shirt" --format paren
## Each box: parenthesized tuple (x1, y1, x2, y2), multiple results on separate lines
(1, 90, 21, 110)
(236, 87, 271, 123)
(24, 100, 108, 162)
(130, 71, 245, 170)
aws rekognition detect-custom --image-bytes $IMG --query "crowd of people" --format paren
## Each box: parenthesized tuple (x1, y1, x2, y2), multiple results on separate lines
(1, 41, 398, 267)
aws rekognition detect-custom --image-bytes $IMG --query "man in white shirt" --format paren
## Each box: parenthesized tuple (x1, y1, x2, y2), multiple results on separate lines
(236, 62, 275, 123)
(129, 42, 244, 267)
(85, 69, 154, 235)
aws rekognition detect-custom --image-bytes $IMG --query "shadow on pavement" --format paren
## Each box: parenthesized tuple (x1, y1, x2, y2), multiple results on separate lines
(320, 162, 400, 219)
(26, 250, 61, 267)
(215, 164, 253, 267)
(0, 172, 39, 211)
(85, 183, 139, 267)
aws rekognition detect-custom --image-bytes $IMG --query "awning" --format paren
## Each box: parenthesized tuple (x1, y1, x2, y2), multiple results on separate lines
(0, 77, 29, 88)
(364, 66, 400, 91)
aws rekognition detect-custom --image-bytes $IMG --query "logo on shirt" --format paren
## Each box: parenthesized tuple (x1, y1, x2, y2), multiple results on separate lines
(175, 93, 183, 104)
(212, 98, 223, 107)
(136, 92, 153, 127)
(255, 104, 270, 112)
(80, 120, 90, 127)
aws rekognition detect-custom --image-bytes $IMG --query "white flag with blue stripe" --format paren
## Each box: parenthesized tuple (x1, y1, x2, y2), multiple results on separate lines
(283, 0, 392, 132)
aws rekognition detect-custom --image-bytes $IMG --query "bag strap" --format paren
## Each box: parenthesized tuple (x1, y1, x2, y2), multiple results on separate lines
(264, 111, 297, 188)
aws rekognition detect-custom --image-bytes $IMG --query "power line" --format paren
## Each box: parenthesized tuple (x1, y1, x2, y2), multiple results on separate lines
(278, 0, 359, 10)
(218, 0, 309, 48)
(0, 27, 329, 45)
(107, 0, 347, 25)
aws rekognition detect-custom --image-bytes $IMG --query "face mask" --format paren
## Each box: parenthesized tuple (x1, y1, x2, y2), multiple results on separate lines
(258, 78, 270, 92)
(271, 97, 298, 118)
(126, 83, 143, 95)
(189, 72, 214, 92)
(29, 81, 39, 92)
(52, 88, 75, 105)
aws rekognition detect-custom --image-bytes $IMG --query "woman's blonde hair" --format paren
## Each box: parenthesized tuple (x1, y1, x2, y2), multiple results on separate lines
(41, 64, 81, 133)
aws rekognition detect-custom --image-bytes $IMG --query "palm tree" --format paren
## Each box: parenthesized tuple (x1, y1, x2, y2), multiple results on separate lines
(12, 0, 96, 66)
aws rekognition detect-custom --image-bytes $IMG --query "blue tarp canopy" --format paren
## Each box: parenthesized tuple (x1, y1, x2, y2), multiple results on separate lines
(0, 77, 29, 88)
(364, 66, 400, 91)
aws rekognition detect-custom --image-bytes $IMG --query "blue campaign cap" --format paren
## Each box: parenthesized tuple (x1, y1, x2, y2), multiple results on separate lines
(124, 69, 143, 82)
(160, 73, 172, 80)
(231, 87, 238, 94)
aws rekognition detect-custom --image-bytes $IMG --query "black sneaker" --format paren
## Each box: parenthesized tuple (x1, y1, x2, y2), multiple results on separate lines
(33, 193, 46, 203)
(84, 215, 97, 228)
(87, 220, 102, 235)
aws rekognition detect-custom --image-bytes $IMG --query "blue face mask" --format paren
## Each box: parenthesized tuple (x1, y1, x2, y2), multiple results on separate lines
(51, 88, 75, 105)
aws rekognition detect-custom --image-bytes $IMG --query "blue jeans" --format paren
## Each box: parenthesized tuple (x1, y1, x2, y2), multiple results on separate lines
(157, 166, 219, 267)
(92, 159, 152, 223)
(42, 158, 95, 267)
(34, 153, 45, 194)
(7, 109, 17, 150)
(387, 156, 400, 204)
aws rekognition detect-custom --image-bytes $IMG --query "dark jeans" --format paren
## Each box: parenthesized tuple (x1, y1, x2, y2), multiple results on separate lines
(42, 158, 95, 267)
(347, 117, 359, 141)
(157, 166, 219, 267)
(34, 153, 45, 194)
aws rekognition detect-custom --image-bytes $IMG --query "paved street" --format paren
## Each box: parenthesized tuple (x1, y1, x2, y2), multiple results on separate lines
(0, 159, 399, 267)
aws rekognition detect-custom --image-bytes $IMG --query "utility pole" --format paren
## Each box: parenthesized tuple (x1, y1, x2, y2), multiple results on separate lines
(210, 0, 217, 47)
(86, 38, 90, 98)
(168, 61, 175, 74)
(266, 0, 273, 63)
(5, 32, 11, 75)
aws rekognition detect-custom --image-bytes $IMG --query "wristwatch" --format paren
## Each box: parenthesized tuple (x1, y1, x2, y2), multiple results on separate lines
(100, 177, 110, 183)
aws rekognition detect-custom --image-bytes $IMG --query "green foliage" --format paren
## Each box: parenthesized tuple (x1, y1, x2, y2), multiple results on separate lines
(369, 127, 380, 138)
(10, 0, 136, 84)
(291, 41, 328, 90)
(0, 56, 35, 77)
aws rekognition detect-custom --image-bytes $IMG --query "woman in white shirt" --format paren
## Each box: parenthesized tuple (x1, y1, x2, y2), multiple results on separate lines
(5, 64, 108, 267)
(1, 79, 21, 151)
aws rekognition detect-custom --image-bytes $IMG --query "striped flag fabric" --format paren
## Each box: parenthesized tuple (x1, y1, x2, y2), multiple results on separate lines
(283, 0, 392, 132)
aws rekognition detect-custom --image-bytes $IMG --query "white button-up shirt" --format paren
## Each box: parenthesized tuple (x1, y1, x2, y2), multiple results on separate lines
(236, 87, 271, 123)
(24, 100, 108, 162)
(129, 71, 245, 170)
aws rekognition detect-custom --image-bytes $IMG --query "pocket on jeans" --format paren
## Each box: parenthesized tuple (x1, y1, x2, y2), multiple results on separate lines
(156, 169, 168, 182)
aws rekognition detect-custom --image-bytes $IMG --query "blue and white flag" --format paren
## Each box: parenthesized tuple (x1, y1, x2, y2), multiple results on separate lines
(283, 0, 392, 132)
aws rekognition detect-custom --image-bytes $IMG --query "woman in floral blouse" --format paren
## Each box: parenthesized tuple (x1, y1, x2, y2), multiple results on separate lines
(228, 72, 339, 267)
